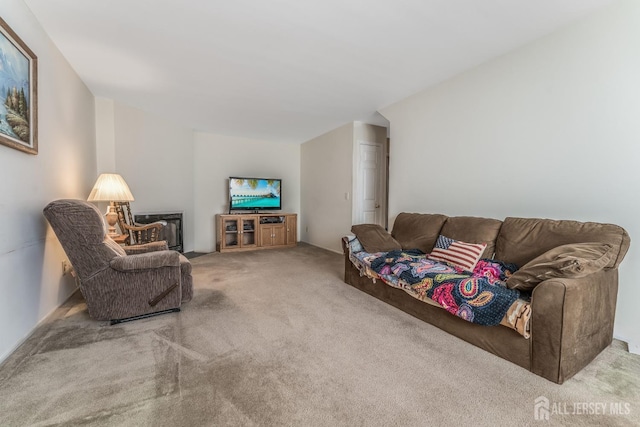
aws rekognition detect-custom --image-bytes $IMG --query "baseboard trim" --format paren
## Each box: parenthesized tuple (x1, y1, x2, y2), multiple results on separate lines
(613, 334, 640, 355)
(299, 241, 342, 255)
(0, 288, 79, 366)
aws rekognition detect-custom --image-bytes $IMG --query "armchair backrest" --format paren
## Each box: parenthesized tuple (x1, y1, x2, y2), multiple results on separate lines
(114, 201, 134, 240)
(114, 201, 165, 245)
(43, 199, 126, 281)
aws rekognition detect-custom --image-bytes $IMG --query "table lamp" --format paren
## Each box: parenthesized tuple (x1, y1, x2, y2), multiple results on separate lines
(87, 173, 135, 237)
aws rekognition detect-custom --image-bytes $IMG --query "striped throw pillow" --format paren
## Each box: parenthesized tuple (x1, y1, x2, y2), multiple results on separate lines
(428, 235, 487, 272)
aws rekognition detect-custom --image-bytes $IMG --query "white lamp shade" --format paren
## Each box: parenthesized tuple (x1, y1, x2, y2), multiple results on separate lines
(87, 173, 135, 202)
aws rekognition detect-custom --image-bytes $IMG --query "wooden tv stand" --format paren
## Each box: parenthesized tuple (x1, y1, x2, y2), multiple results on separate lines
(216, 213, 297, 252)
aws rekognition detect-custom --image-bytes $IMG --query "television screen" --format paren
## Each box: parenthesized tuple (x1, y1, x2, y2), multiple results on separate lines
(229, 177, 281, 211)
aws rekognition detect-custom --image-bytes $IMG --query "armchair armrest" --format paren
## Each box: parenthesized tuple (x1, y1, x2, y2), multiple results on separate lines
(122, 221, 165, 245)
(530, 269, 618, 383)
(110, 251, 180, 272)
(123, 221, 164, 233)
(124, 241, 169, 254)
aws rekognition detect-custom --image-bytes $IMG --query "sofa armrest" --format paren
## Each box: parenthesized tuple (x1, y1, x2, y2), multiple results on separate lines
(123, 241, 169, 254)
(530, 269, 618, 383)
(342, 236, 350, 254)
(342, 237, 354, 283)
(110, 251, 180, 272)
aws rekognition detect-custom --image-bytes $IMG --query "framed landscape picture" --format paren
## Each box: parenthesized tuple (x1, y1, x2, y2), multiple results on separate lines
(0, 17, 37, 155)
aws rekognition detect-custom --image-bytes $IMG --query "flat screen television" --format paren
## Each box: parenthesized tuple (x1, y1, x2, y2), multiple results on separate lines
(229, 177, 281, 211)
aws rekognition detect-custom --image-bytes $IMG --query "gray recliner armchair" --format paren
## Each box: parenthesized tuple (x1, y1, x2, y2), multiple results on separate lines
(43, 199, 193, 324)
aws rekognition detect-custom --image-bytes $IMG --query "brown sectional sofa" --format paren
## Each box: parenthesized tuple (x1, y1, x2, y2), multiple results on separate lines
(342, 213, 630, 384)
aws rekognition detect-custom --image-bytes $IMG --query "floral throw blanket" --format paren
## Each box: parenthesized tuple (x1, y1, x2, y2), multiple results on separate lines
(354, 249, 521, 327)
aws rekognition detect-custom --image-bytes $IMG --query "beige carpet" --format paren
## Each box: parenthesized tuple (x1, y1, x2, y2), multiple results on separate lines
(1, 244, 639, 426)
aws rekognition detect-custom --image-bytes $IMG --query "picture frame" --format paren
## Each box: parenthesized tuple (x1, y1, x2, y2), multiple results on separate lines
(0, 16, 37, 155)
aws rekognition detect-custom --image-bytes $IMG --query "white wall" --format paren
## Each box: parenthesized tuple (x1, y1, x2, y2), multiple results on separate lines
(300, 122, 387, 253)
(380, 0, 640, 353)
(94, 98, 116, 173)
(193, 133, 300, 253)
(300, 123, 354, 252)
(93, 101, 196, 252)
(0, 1, 96, 362)
(354, 121, 387, 144)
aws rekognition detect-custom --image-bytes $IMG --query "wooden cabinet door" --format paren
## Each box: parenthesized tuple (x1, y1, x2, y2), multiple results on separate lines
(272, 224, 286, 246)
(286, 215, 297, 245)
(260, 225, 273, 247)
(260, 224, 285, 246)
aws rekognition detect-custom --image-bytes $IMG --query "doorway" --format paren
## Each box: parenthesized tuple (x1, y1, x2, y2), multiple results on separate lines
(353, 139, 388, 228)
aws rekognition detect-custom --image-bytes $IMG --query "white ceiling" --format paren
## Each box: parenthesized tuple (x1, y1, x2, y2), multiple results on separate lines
(25, 0, 613, 144)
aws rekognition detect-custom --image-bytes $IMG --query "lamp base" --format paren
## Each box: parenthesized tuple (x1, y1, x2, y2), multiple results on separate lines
(105, 205, 119, 237)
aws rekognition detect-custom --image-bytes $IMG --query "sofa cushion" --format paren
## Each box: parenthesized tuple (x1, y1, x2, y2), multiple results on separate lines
(428, 235, 486, 271)
(506, 242, 616, 291)
(351, 224, 402, 253)
(495, 217, 630, 268)
(391, 213, 448, 253)
(440, 216, 502, 259)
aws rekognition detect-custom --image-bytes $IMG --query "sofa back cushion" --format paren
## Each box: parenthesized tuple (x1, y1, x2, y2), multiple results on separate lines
(351, 224, 402, 253)
(440, 216, 503, 259)
(495, 217, 630, 269)
(506, 242, 616, 291)
(391, 213, 448, 253)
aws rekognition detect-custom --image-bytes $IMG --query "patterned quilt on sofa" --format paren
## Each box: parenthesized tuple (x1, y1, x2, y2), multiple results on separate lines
(348, 240, 531, 337)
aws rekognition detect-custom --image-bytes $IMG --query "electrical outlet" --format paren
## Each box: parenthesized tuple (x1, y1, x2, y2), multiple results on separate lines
(62, 260, 73, 276)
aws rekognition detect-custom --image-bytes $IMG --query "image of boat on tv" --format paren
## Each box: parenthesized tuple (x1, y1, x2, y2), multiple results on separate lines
(230, 179, 281, 208)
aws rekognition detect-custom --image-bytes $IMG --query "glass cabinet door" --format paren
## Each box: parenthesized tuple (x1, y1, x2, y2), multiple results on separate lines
(240, 217, 257, 247)
(223, 218, 240, 248)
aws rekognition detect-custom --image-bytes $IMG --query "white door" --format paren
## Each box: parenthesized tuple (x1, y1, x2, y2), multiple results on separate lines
(354, 140, 386, 226)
